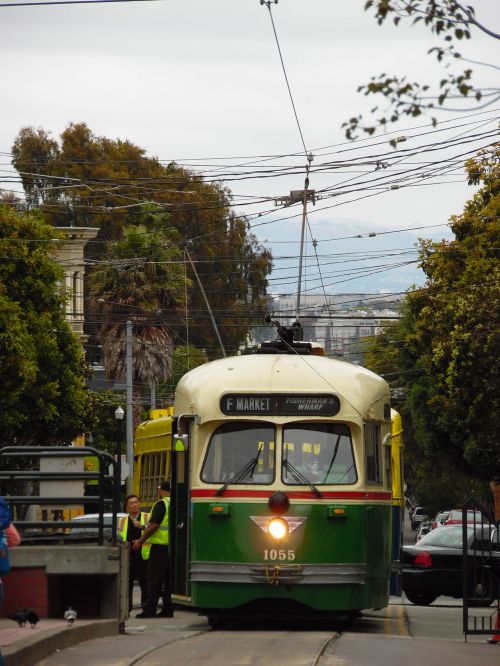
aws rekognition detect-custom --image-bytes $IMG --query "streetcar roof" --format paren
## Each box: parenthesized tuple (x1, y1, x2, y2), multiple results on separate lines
(174, 353, 389, 424)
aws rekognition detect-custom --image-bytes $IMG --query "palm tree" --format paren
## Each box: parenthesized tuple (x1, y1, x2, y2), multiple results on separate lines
(88, 220, 189, 425)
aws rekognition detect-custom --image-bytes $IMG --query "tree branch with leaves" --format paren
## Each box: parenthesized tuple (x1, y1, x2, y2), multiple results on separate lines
(343, 1, 500, 140)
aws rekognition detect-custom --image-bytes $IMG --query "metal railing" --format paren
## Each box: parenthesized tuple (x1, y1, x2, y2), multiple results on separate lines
(0, 446, 120, 546)
(462, 497, 500, 641)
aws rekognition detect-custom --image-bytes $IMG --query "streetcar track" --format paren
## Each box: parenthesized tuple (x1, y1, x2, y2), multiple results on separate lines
(313, 632, 341, 665)
(126, 630, 208, 666)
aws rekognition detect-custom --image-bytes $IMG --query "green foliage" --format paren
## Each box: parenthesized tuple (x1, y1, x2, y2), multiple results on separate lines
(363, 146, 499, 491)
(412, 453, 491, 515)
(86, 391, 128, 456)
(0, 205, 97, 445)
(345, 2, 498, 139)
(170, 345, 209, 387)
(88, 219, 189, 422)
(11, 123, 273, 356)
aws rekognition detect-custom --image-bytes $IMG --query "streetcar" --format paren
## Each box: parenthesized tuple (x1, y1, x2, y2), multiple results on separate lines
(144, 326, 394, 624)
(390, 409, 404, 594)
(134, 407, 173, 506)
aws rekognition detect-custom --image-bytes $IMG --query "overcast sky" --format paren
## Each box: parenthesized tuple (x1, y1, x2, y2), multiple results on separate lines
(1, 0, 498, 293)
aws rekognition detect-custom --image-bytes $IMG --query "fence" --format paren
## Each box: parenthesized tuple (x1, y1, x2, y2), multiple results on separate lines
(462, 497, 500, 641)
(0, 446, 120, 546)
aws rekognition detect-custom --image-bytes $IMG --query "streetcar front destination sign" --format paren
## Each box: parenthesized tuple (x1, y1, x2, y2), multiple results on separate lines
(220, 393, 340, 416)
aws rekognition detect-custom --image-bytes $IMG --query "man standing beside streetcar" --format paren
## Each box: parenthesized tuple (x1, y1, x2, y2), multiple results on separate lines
(133, 480, 174, 618)
(119, 494, 150, 613)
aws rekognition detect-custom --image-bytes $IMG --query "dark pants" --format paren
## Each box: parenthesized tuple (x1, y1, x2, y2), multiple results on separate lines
(143, 544, 172, 613)
(129, 551, 148, 611)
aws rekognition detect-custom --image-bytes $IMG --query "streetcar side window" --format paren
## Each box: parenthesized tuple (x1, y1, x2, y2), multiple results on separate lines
(201, 422, 275, 484)
(365, 424, 382, 484)
(282, 423, 357, 485)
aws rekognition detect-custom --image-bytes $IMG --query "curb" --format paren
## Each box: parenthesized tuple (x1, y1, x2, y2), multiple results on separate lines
(3, 619, 119, 666)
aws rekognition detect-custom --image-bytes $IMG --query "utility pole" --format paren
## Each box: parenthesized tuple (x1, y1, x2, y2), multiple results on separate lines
(126, 320, 134, 494)
(274, 154, 315, 322)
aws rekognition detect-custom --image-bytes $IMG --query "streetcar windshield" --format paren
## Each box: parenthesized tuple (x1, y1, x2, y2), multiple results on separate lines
(282, 423, 357, 485)
(201, 422, 275, 484)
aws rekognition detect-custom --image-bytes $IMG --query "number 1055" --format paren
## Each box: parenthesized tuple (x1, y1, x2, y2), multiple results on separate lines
(263, 549, 295, 561)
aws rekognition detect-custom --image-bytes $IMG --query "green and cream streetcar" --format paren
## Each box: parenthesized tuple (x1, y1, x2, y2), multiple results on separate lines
(158, 327, 395, 625)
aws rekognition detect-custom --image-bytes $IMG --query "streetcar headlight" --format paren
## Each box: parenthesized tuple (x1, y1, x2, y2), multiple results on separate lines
(267, 517, 288, 540)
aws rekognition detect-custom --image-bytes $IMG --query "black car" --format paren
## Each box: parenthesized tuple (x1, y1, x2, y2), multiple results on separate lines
(402, 524, 500, 606)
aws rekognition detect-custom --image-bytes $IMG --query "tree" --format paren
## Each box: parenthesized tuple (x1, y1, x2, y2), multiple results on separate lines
(344, 1, 500, 139)
(170, 345, 209, 388)
(88, 219, 189, 425)
(11, 123, 273, 356)
(0, 205, 96, 446)
(363, 145, 499, 506)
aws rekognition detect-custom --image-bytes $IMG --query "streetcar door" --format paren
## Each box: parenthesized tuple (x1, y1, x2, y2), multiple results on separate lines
(171, 427, 191, 598)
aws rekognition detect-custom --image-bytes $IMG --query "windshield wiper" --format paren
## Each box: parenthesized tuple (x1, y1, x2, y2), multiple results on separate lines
(322, 434, 341, 483)
(215, 444, 263, 496)
(282, 459, 322, 498)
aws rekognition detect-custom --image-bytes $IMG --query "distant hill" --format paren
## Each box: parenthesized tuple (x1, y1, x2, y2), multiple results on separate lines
(262, 217, 453, 294)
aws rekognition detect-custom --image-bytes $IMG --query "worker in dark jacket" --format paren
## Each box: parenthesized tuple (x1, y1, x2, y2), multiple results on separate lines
(119, 494, 150, 612)
(133, 481, 174, 618)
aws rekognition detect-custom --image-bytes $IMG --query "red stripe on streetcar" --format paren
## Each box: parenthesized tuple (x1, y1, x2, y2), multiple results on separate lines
(190, 489, 392, 500)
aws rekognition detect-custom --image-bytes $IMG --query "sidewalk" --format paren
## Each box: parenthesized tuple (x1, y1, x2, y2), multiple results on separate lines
(0, 617, 119, 666)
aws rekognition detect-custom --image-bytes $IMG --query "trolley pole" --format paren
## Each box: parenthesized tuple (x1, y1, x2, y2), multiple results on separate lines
(185, 248, 226, 358)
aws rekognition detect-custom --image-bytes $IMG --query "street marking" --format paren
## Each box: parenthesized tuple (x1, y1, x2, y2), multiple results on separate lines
(382, 605, 410, 636)
(395, 604, 410, 636)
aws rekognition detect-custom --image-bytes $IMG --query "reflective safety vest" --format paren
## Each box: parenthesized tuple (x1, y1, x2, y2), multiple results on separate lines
(119, 512, 151, 560)
(145, 498, 170, 547)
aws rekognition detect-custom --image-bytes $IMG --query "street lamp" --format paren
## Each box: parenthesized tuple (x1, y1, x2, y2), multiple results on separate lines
(114, 406, 124, 514)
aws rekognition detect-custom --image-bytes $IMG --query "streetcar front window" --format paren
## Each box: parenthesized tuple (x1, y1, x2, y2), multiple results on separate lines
(201, 422, 275, 484)
(282, 423, 357, 485)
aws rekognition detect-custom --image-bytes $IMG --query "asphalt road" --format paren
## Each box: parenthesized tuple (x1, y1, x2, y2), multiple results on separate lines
(35, 510, 499, 665)
(34, 597, 499, 666)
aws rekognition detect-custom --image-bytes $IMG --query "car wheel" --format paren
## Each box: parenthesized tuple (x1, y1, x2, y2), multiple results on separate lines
(404, 590, 438, 605)
(468, 580, 494, 608)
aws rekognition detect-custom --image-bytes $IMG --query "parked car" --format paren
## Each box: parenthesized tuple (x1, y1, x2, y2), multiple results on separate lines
(402, 524, 500, 607)
(411, 506, 428, 530)
(443, 509, 484, 526)
(69, 513, 127, 541)
(430, 510, 450, 529)
(416, 520, 432, 542)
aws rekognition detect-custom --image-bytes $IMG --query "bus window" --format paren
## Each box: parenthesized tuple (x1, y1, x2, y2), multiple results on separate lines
(201, 422, 275, 484)
(282, 423, 356, 485)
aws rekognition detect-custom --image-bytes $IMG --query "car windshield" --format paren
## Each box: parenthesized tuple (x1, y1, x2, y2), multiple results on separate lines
(417, 525, 472, 549)
(282, 423, 356, 485)
(201, 422, 275, 484)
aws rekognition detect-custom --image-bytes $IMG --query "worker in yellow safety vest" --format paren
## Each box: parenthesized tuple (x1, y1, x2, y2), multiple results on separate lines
(132, 480, 173, 618)
(119, 495, 150, 612)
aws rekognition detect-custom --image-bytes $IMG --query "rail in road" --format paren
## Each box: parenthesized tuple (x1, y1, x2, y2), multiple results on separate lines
(33, 598, 499, 666)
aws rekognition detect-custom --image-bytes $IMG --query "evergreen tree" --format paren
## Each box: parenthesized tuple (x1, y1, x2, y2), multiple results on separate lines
(12, 123, 272, 356)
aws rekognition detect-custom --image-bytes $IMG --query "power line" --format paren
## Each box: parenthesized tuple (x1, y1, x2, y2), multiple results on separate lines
(0, 0, 156, 6)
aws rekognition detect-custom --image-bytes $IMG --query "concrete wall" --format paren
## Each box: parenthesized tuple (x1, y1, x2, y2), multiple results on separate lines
(3, 544, 129, 621)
